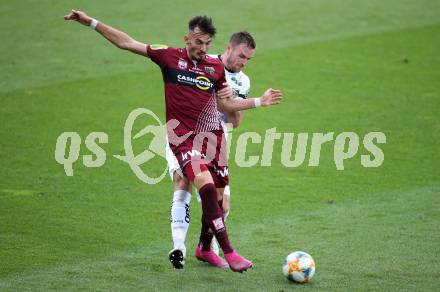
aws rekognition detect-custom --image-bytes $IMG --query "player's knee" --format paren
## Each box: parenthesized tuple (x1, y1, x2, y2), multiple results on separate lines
(173, 189, 191, 204)
(173, 172, 191, 192)
(223, 198, 230, 213)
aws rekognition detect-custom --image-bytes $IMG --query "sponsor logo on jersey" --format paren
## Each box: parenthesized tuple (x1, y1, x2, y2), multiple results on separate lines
(181, 149, 202, 161)
(194, 76, 213, 90)
(213, 165, 229, 177)
(231, 76, 242, 86)
(185, 203, 190, 223)
(189, 67, 205, 75)
(150, 44, 168, 50)
(204, 66, 215, 75)
(177, 74, 214, 91)
(178, 59, 188, 70)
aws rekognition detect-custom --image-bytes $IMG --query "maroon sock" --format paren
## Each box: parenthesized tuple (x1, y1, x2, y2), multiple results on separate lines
(198, 199, 224, 251)
(198, 184, 233, 253)
(199, 216, 214, 251)
(218, 199, 223, 210)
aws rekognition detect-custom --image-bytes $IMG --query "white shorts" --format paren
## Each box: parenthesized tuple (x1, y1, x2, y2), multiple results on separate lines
(165, 136, 181, 180)
(165, 122, 232, 196)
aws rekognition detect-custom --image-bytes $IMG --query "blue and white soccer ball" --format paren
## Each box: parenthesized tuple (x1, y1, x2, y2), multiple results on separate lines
(282, 251, 316, 283)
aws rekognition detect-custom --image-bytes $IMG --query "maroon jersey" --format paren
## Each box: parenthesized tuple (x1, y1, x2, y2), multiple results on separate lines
(146, 45, 228, 136)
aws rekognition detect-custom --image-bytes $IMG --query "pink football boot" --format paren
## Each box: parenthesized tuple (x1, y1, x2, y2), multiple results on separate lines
(224, 250, 253, 273)
(195, 245, 229, 269)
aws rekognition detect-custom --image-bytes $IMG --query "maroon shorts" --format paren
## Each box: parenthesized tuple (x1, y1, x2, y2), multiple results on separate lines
(169, 130, 229, 188)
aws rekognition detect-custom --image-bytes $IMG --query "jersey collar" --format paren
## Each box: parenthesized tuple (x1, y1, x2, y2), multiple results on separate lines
(217, 54, 235, 73)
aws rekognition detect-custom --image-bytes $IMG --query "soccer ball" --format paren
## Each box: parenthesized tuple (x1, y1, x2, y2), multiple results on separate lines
(282, 251, 315, 283)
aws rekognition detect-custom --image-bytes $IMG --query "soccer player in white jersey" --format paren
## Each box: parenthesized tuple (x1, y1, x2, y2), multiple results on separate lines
(167, 32, 257, 269)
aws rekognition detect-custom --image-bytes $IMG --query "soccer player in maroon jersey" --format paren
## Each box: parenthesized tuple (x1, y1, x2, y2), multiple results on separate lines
(64, 10, 282, 272)
(167, 32, 272, 268)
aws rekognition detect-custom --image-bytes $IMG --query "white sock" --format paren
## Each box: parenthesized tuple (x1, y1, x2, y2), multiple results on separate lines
(223, 210, 229, 222)
(170, 190, 191, 254)
(211, 237, 220, 255)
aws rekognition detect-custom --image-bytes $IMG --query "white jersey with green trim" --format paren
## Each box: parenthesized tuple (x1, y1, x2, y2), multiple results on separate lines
(209, 54, 251, 123)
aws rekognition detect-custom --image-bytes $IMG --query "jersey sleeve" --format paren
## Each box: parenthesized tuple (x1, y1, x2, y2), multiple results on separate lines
(146, 44, 170, 67)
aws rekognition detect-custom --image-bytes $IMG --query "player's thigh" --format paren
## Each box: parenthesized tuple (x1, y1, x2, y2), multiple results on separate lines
(165, 141, 181, 181)
(223, 194, 230, 212)
(193, 170, 214, 190)
(222, 185, 231, 211)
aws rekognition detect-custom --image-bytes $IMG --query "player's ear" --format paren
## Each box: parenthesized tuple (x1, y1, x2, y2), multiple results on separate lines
(184, 34, 189, 45)
(227, 43, 233, 53)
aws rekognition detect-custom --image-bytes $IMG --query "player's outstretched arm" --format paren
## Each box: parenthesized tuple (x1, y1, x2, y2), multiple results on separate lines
(217, 87, 283, 113)
(64, 10, 148, 56)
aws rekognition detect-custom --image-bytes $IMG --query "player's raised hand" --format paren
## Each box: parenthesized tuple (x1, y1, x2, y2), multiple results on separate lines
(216, 82, 233, 99)
(261, 88, 283, 107)
(64, 10, 93, 26)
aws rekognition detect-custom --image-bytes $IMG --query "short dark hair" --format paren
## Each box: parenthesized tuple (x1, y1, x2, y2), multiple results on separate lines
(188, 16, 216, 37)
(229, 31, 256, 49)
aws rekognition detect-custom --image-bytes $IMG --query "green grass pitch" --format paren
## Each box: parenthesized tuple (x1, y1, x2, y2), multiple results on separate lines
(1, 0, 439, 290)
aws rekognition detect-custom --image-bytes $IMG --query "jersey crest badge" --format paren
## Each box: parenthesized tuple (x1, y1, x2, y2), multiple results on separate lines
(204, 66, 215, 75)
(178, 59, 188, 70)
